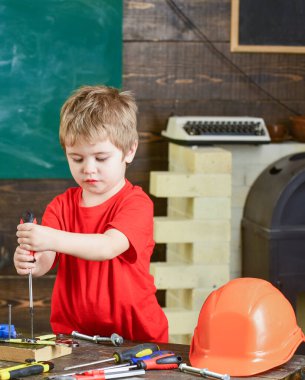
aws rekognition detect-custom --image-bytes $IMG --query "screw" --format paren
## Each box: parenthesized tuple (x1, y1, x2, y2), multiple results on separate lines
(95, 333, 124, 346)
(71, 331, 124, 346)
(179, 363, 230, 380)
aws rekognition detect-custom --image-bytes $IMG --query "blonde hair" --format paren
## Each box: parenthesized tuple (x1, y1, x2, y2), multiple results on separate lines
(59, 85, 138, 156)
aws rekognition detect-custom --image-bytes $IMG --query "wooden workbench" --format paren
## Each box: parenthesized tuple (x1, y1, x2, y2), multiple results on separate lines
(1, 340, 305, 379)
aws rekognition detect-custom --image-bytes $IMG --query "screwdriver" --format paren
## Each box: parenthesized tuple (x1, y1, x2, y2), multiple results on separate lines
(64, 343, 159, 371)
(48, 369, 145, 380)
(103, 350, 175, 370)
(48, 365, 136, 379)
(20, 210, 37, 341)
(0, 360, 54, 379)
(127, 352, 182, 370)
(60, 352, 179, 378)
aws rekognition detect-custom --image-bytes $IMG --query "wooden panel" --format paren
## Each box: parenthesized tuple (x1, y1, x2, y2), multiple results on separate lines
(2, 340, 305, 380)
(0, 277, 54, 335)
(0, 179, 75, 275)
(124, 0, 230, 41)
(124, 42, 305, 102)
(136, 99, 305, 130)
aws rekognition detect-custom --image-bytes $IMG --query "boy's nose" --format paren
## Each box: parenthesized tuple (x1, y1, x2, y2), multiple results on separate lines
(83, 160, 97, 174)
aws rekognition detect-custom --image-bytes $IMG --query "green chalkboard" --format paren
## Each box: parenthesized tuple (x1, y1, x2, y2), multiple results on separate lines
(0, 0, 123, 178)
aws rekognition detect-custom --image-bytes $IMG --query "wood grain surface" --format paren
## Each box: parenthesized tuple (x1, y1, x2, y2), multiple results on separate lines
(0, 341, 305, 380)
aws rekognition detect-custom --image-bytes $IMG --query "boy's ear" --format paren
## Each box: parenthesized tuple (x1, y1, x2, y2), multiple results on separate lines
(125, 141, 138, 164)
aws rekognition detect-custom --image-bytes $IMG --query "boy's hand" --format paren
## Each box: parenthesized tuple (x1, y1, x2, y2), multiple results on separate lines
(13, 245, 37, 275)
(16, 223, 54, 252)
(14, 245, 56, 277)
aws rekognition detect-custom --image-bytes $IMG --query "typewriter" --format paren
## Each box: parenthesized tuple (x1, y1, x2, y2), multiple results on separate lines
(161, 116, 270, 145)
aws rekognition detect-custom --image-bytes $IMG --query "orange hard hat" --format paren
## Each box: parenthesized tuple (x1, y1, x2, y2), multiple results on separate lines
(190, 277, 305, 376)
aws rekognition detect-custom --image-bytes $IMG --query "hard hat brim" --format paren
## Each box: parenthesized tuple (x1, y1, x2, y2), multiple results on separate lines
(190, 327, 305, 376)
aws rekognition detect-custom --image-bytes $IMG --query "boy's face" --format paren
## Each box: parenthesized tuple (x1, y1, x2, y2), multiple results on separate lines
(65, 137, 137, 205)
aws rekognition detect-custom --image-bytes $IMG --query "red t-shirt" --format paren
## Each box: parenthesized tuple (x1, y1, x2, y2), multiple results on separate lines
(42, 180, 168, 342)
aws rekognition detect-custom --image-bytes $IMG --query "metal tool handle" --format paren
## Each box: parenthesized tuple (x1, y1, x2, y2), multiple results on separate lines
(71, 331, 123, 346)
(71, 331, 95, 342)
(179, 363, 230, 380)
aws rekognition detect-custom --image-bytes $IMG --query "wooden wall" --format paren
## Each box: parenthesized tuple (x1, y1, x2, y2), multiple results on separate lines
(1, 0, 305, 335)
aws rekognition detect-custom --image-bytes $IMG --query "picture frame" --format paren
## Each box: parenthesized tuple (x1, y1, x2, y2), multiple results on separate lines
(231, 0, 305, 53)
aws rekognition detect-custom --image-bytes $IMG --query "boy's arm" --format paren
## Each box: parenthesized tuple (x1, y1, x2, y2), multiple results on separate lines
(17, 223, 129, 261)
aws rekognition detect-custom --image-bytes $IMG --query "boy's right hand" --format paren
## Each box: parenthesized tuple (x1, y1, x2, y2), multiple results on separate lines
(13, 245, 37, 276)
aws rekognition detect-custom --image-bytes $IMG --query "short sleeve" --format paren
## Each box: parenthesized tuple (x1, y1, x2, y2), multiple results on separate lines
(106, 190, 155, 263)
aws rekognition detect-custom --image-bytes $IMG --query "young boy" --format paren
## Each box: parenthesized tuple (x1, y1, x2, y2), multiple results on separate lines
(13, 85, 168, 343)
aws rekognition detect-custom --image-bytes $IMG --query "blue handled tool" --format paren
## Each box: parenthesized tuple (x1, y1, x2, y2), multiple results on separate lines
(0, 324, 17, 339)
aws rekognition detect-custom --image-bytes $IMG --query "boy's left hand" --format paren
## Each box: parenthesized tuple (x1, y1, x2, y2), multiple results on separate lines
(16, 223, 54, 252)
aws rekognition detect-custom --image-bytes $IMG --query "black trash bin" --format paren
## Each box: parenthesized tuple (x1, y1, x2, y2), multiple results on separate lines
(242, 152, 305, 312)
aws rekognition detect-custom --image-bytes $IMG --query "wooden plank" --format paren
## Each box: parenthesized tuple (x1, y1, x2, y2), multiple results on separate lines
(124, 0, 230, 42)
(150, 172, 231, 197)
(169, 144, 232, 174)
(0, 340, 304, 379)
(136, 99, 305, 130)
(163, 307, 198, 335)
(124, 42, 305, 102)
(154, 217, 230, 243)
(0, 343, 71, 363)
(0, 277, 54, 335)
(151, 262, 229, 289)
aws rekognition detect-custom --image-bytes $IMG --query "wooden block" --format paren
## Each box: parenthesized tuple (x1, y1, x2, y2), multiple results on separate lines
(150, 172, 231, 197)
(166, 289, 192, 308)
(150, 262, 199, 289)
(0, 343, 72, 363)
(163, 307, 198, 335)
(169, 334, 192, 345)
(167, 241, 230, 264)
(166, 288, 213, 310)
(169, 144, 232, 174)
(168, 197, 231, 219)
(297, 292, 305, 333)
(151, 262, 229, 289)
(191, 288, 214, 310)
(154, 216, 230, 243)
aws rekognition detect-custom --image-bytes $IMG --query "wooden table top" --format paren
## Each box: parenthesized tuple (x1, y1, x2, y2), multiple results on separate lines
(1, 340, 305, 379)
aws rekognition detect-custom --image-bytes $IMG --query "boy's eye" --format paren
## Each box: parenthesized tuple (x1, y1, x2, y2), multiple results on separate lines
(96, 157, 107, 162)
(72, 157, 83, 163)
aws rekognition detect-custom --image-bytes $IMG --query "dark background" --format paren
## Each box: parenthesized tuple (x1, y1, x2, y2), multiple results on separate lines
(1, 0, 305, 334)
(239, 0, 305, 46)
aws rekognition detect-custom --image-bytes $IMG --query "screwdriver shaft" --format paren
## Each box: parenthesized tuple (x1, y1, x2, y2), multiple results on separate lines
(179, 363, 230, 380)
(8, 304, 12, 340)
(64, 343, 159, 371)
(64, 358, 114, 371)
(21, 210, 36, 342)
(29, 268, 34, 340)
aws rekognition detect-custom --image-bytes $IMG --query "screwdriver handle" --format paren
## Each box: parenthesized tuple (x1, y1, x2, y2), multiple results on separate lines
(136, 353, 182, 370)
(20, 210, 37, 260)
(0, 361, 54, 380)
(129, 350, 174, 364)
(113, 343, 159, 363)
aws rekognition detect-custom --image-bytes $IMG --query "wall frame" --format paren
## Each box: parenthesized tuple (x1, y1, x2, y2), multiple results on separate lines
(231, 0, 305, 53)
